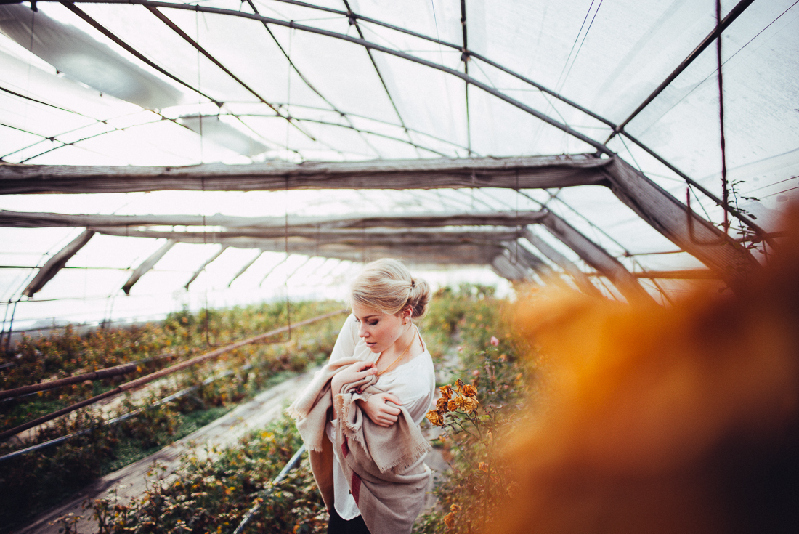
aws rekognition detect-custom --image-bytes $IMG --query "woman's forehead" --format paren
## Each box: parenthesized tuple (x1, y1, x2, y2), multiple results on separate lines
(352, 302, 390, 319)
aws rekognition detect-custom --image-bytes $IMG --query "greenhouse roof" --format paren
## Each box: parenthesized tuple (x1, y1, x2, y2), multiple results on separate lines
(0, 0, 798, 329)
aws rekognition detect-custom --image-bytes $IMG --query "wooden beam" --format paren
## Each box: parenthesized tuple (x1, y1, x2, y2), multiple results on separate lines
(297, 243, 502, 266)
(504, 241, 551, 276)
(228, 250, 263, 287)
(122, 240, 175, 295)
(0, 155, 610, 194)
(184, 246, 227, 290)
(603, 157, 759, 289)
(22, 230, 94, 297)
(89, 226, 521, 247)
(540, 212, 653, 302)
(522, 227, 601, 296)
(491, 252, 530, 282)
(0, 208, 547, 229)
(632, 269, 719, 279)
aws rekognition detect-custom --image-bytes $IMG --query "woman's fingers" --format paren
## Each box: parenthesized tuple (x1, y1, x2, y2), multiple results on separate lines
(383, 393, 401, 405)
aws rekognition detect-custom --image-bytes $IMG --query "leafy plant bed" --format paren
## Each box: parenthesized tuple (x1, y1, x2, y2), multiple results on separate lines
(4, 286, 534, 534)
(80, 414, 326, 534)
(78, 285, 536, 534)
(0, 302, 343, 534)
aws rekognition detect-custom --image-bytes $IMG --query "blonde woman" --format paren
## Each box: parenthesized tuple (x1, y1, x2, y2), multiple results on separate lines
(289, 259, 435, 534)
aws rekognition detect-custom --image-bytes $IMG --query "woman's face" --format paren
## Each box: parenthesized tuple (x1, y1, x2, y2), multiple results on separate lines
(352, 302, 406, 353)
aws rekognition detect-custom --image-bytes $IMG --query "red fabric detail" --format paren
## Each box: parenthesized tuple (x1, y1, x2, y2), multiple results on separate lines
(341, 435, 349, 457)
(351, 471, 362, 505)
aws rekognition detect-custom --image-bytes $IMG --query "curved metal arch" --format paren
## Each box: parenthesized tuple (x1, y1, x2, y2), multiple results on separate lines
(5, 104, 460, 164)
(24, 0, 763, 236)
(254, 0, 616, 129)
(42, 0, 611, 155)
(215, 113, 453, 158)
(250, 0, 762, 236)
(47, 0, 760, 235)
(224, 101, 477, 155)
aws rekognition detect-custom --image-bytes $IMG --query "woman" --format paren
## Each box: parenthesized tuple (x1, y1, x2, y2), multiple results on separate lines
(289, 259, 435, 534)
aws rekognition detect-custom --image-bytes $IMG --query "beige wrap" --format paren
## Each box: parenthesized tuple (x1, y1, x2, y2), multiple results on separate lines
(288, 357, 432, 534)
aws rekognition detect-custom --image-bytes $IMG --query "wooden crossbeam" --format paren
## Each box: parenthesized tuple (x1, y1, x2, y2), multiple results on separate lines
(0, 155, 610, 194)
(0, 209, 547, 229)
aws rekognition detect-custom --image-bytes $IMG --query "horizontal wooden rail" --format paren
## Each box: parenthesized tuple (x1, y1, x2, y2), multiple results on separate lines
(0, 309, 347, 441)
(0, 355, 281, 463)
(0, 351, 180, 401)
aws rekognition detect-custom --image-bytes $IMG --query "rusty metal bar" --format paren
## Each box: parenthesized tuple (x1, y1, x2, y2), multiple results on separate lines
(607, 0, 756, 142)
(145, 5, 317, 144)
(0, 308, 346, 441)
(0, 351, 179, 401)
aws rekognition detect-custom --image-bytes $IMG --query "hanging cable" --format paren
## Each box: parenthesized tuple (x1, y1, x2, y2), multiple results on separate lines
(284, 177, 292, 341)
(4, 299, 19, 353)
(716, 0, 730, 235)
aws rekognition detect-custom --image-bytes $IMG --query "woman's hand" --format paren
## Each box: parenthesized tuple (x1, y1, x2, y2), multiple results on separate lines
(359, 392, 402, 427)
(331, 361, 376, 397)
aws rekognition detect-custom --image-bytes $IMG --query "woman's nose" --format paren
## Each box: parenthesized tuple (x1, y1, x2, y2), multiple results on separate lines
(359, 324, 368, 338)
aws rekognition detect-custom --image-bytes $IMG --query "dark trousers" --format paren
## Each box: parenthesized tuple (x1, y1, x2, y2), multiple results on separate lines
(328, 507, 371, 534)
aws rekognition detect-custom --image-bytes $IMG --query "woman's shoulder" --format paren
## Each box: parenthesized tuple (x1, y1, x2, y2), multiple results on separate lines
(384, 350, 434, 380)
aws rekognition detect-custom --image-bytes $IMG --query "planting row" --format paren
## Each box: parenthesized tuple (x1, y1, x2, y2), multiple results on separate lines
(76, 287, 538, 534)
(0, 301, 344, 534)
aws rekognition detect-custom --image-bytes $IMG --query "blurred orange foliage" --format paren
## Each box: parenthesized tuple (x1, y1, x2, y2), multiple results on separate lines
(496, 205, 799, 534)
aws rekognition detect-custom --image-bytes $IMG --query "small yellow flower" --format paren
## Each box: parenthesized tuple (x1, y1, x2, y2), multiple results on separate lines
(450, 504, 461, 512)
(478, 462, 488, 472)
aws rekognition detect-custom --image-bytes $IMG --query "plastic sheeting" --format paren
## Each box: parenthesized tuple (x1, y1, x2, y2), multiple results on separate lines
(1, 0, 797, 329)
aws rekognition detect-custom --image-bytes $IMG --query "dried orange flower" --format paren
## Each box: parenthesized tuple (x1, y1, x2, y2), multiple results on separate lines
(426, 409, 444, 426)
(461, 397, 479, 413)
(436, 396, 449, 411)
(439, 385, 453, 400)
(462, 384, 477, 397)
(450, 504, 462, 512)
(447, 397, 464, 411)
(444, 511, 456, 528)
(479, 462, 488, 472)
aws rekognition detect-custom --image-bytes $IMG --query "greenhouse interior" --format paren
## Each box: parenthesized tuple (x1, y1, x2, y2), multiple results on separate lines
(1, 0, 799, 533)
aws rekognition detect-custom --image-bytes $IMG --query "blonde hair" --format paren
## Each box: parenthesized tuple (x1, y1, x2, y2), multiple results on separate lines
(350, 259, 430, 319)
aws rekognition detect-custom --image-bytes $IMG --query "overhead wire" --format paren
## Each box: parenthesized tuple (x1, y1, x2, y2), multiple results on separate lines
(554, 0, 603, 93)
(342, 0, 421, 159)
(243, 0, 382, 159)
(23, 0, 765, 238)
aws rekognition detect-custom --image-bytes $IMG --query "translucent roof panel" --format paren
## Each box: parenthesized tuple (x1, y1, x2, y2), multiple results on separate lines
(1, 0, 797, 328)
